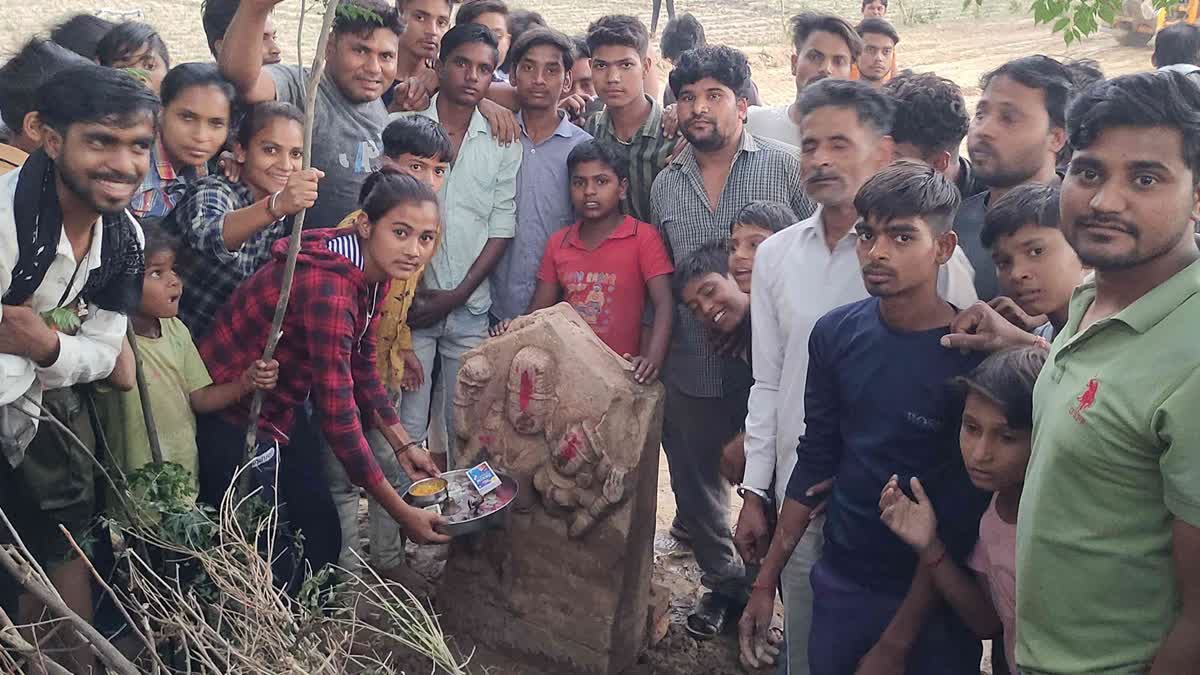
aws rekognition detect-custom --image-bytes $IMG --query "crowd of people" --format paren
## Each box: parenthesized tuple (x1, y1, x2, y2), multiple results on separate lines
(0, 0, 1198, 673)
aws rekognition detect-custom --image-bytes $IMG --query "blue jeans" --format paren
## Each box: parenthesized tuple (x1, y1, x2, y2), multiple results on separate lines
(399, 306, 488, 468)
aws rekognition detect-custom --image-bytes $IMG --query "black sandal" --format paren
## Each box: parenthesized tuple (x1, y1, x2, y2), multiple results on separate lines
(686, 591, 730, 640)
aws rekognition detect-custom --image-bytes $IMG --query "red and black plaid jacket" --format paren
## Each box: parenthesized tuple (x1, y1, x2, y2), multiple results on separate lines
(198, 229, 399, 488)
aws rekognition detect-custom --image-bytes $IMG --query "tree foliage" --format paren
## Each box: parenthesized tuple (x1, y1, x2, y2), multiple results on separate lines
(966, 0, 1182, 44)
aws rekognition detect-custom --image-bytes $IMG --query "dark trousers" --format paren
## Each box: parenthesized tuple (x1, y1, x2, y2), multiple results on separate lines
(808, 556, 982, 675)
(196, 408, 341, 593)
(660, 381, 749, 601)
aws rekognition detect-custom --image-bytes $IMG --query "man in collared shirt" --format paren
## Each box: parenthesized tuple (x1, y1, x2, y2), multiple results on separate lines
(584, 15, 675, 224)
(945, 72, 1200, 675)
(737, 78, 976, 674)
(746, 13, 861, 150)
(0, 65, 156, 672)
(490, 28, 591, 322)
(650, 44, 814, 636)
(394, 24, 521, 467)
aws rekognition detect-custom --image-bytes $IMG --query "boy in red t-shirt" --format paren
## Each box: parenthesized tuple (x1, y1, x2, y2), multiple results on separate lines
(492, 140, 673, 383)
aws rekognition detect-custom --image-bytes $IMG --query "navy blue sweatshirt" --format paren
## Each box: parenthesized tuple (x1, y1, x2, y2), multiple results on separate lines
(786, 297, 989, 591)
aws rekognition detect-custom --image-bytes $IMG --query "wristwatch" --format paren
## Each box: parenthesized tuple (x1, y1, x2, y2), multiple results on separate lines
(737, 484, 772, 504)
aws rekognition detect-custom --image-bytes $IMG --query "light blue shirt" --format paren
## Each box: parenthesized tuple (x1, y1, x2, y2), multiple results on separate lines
(390, 95, 522, 315)
(489, 111, 591, 320)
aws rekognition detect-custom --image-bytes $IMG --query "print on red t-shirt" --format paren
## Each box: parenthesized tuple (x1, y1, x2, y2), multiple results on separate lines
(536, 216, 674, 357)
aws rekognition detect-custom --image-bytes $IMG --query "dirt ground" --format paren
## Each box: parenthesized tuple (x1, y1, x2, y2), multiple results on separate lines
(3, 2, 1163, 673)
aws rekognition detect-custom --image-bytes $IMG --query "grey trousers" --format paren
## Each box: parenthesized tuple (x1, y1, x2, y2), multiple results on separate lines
(321, 427, 413, 572)
(661, 382, 749, 600)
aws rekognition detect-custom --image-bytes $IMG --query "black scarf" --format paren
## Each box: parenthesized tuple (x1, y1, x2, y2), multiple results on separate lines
(5, 149, 143, 313)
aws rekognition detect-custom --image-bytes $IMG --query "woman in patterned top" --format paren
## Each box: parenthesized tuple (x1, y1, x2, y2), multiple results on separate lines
(164, 101, 322, 338)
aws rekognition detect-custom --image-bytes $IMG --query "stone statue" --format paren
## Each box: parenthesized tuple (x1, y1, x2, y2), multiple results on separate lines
(441, 304, 665, 675)
(453, 354, 495, 441)
(533, 421, 629, 538)
(505, 345, 557, 435)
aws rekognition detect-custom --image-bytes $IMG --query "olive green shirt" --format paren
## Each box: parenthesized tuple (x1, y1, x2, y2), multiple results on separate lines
(1016, 259, 1200, 674)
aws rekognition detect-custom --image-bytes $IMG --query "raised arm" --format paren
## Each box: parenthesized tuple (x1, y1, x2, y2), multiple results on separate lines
(218, 0, 282, 103)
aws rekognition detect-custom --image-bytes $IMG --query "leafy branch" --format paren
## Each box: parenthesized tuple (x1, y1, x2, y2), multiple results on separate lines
(965, 0, 1182, 44)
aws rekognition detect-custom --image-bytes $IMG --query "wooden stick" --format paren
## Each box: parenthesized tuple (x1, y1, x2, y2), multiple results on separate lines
(126, 323, 164, 464)
(0, 546, 141, 675)
(241, 0, 343, 490)
(0, 606, 75, 675)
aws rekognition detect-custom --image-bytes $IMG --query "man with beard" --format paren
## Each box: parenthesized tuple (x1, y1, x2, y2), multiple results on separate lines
(746, 12, 861, 149)
(0, 64, 155, 672)
(945, 71, 1200, 675)
(736, 79, 976, 674)
(394, 23, 521, 468)
(219, 0, 403, 229)
(953, 56, 1075, 301)
(852, 18, 898, 87)
(650, 44, 813, 640)
(742, 161, 989, 675)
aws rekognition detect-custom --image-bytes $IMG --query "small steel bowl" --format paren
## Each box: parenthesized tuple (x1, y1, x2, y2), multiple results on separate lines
(406, 477, 449, 508)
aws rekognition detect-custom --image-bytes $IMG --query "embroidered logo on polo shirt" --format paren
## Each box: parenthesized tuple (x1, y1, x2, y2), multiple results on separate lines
(1069, 377, 1100, 424)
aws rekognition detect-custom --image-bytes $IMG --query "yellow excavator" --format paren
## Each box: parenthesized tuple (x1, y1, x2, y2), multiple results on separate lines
(1113, 0, 1199, 46)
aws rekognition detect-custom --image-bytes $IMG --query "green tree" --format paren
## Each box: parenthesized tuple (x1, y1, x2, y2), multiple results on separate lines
(967, 0, 1180, 44)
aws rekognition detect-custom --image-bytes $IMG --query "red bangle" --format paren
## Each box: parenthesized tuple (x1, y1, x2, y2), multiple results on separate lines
(925, 548, 946, 569)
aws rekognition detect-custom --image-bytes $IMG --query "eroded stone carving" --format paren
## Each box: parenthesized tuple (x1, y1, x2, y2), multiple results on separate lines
(533, 421, 628, 538)
(505, 345, 557, 435)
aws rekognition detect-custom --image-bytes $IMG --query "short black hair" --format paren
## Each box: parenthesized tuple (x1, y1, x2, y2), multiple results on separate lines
(567, 139, 628, 182)
(1064, 58, 1104, 90)
(883, 71, 969, 157)
(571, 35, 591, 60)
(672, 238, 731, 300)
(0, 39, 88, 139)
(981, 55, 1075, 130)
(502, 9, 546, 72)
(141, 217, 181, 260)
(236, 101, 304, 148)
(201, 0, 240, 57)
(333, 0, 404, 39)
(856, 18, 899, 45)
(732, 201, 797, 234)
(854, 159, 961, 233)
(359, 169, 440, 221)
(509, 27, 575, 72)
(36, 64, 160, 135)
(981, 183, 1061, 249)
(49, 14, 114, 60)
(790, 12, 863, 60)
(863, 0, 889, 8)
(668, 45, 751, 98)
(661, 14, 706, 62)
(95, 21, 171, 71)
(160, 63, 236, 110)
(1067, 71, 1200, 182)
(955, 346, 1046, 430)
(586, 15, 651, 57)
(1153, 23, 1200, 68)
(455, 0, 509, 26)
(439, 22, 500, 63)
(796, 78, 895, 136)
(382, 115, 452, 162)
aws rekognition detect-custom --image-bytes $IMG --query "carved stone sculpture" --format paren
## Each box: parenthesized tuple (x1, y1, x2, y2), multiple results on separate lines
(439, 304, 664, 675)
(533, 421, 628, 538)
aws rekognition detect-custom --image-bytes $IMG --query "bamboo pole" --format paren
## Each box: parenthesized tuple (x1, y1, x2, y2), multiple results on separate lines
(126, 323, 164, 464)
(241, 0, 342, 489)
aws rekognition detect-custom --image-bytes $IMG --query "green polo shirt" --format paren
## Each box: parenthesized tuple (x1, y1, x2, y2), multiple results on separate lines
(1016, 258, 1200, 674)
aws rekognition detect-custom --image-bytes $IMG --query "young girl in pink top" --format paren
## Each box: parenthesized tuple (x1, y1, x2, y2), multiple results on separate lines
(878, 346, 1046, 675)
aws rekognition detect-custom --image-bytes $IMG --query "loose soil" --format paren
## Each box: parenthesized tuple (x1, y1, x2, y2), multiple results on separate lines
(3, 2, 1159, 672)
